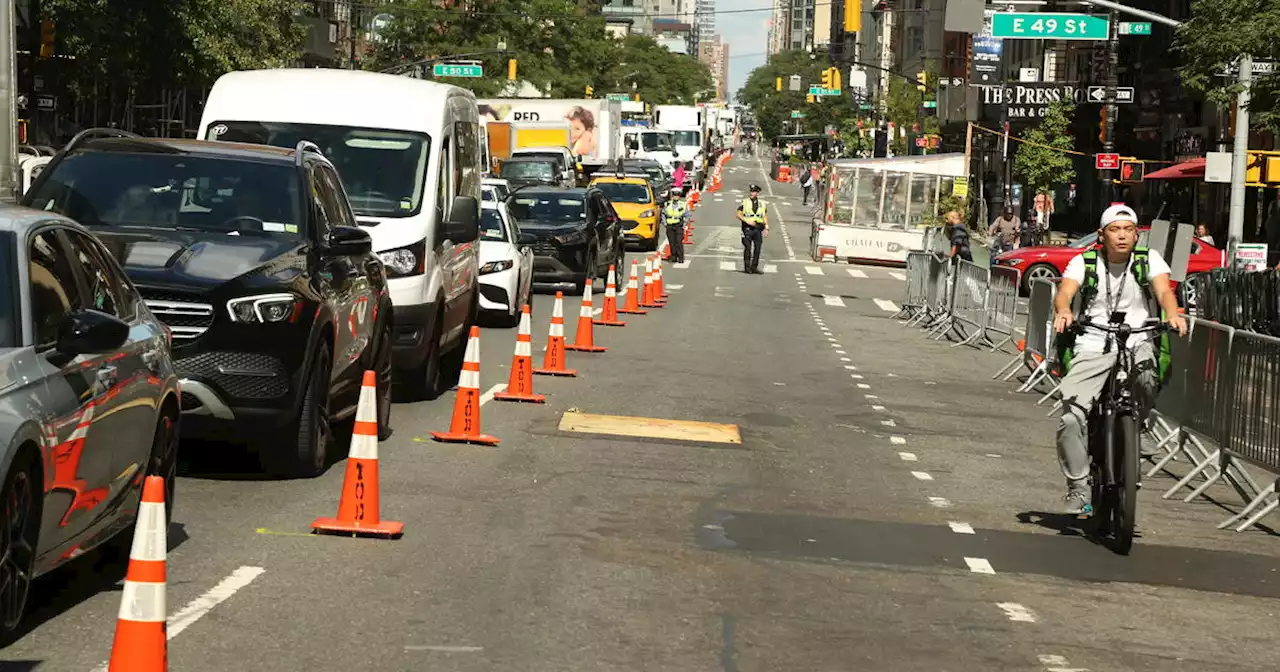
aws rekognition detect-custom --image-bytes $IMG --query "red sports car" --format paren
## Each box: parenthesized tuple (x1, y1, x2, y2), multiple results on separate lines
(992, 229, 1225, 295)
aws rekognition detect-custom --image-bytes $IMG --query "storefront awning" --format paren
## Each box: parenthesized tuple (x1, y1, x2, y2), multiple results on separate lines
(1144, 157, 1205, 180)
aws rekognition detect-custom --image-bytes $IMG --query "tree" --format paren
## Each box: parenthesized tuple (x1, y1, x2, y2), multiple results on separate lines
(1013, 99, 1078, 205)
(737, 50, 857, 140)
(1176, 0, 1280, 130)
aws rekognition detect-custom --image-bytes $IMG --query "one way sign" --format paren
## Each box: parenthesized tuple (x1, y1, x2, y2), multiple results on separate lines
(1088, 86, 1135, 104)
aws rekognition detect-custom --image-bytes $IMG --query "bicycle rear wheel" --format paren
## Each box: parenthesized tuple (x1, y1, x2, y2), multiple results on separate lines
(1112, 412, 1141, 555)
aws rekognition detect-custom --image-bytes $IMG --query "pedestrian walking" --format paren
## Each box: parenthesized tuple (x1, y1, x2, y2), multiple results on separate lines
(945, 210, 974, 263)
(799, 165, 814, 205)
(736, 184, 769, 274)
(989, 206, 1020, 257)
(663, 191, 689, 264)
(672, 161, 686, 195)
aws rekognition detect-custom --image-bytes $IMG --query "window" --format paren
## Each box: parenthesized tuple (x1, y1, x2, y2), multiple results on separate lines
(308, 164, 340, 240)
(596, 182, 652, 204)
(480, 208, 507, 241)
(500, 161, 556, 181)
(318, 165, 357, 228)
(0, 233, 17, 349)
(65, 231, 134, 322)
(454, 120, 481, 198)
(506, 195, 587, 223)
(28, 230, 82, 348)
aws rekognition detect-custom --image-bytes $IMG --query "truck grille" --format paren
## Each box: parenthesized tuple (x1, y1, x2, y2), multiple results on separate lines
(139, 290, 214, 342)
(531, 241, 558, 256)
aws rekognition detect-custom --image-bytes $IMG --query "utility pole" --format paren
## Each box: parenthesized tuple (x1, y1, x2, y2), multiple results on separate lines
(1099, 9, 1119, 208)
(1228, 54, 1251, 264)
(0, 1, 17, 202)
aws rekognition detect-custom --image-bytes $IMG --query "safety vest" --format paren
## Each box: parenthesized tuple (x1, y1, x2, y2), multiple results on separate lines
(1057, 246, 1172, 385)
(663, 202, 686, 225)
(740, 198, 766, 224)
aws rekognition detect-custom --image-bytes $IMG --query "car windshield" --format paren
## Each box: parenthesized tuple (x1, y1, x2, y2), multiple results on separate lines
(596, 182, 651, 204)
(643, 166, 666, 182)
(1069, 233, 1099, 248)
(507, 195, 585, 223)
(515, 152, 563, 166)
(26, 151, 305, 237)
(480, 208, 507, 241)
(673, 130, 700, 147)
(0, 233, 14, 348)
(205, 121, 431, 219)
(502, 161, 556, 181)
(642, 133, 674, 151)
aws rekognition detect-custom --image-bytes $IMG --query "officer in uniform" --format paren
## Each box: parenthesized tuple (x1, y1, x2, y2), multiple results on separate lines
(736, 184, 769, 273)
(662, 191, 688, 264)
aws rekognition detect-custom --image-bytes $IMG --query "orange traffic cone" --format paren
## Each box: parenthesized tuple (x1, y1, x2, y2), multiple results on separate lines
(494, 305, 546, 403)
(534, 292, 578, 376)
(107, 475, 168, 672)
(430, 328, 500, 446)
(313, 371, 405, 536)
(618, 260, 648, 315)
(660, 240, 671, 261)
(566, 282, 607, 353)
(594, 265, 626, 327)
(641, 257, 665, 308)
(655, 255, 669, 299)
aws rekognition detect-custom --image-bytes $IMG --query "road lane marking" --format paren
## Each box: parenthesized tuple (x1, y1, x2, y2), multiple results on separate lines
(928, 497, 952, 508)
(997, 603, 1037, 623)
(857, 383, 871, 389)
(873, 299, 900, 312)
(964, 557, 995, 574)
(406, 645, 486, 653)
(881, 419, 896, 427)
(863, 394, 877, 399)
(890, 271, 907, 281)
(911, 471, 933, 481)
(851, 374, 864, 379)
(479, 383, 507, 406)
(847, 269, 868, 279)
(668, 284, 684, 290)
(871, 405, 885, 411)
(844, 364, 857, 370)
(823, 294, 846, 307)
(835, 350, 847, 355)
(898, 452, 918, 462)
(890, 436, 906, 445)
(804, 266, 824, 276)
(840, 357, 852, 362)
(830, 343, 841, 348)
(827, 337, 839, 342)
(720, 261, 736, 271)
(1038, 654, 1089, 671)
(949, 522, 975, 535)
(674, 261, 691, 269)
(764, 264, 778, 273)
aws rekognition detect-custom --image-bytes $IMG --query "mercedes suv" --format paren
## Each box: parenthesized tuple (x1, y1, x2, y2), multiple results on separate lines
(22, 129, 395, 478)
(505, 186, 627, 294)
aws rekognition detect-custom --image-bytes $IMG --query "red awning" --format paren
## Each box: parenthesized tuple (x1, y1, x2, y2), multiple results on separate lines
(1144, 157, 1205, 180)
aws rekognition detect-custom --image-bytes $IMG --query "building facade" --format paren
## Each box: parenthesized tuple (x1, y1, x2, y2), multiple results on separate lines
(700, 34, 730, 103)
(768, 0, 790, 56)
(654, 19, 693, 55)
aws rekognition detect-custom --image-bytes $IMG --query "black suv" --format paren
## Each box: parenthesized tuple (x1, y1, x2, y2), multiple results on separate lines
(505, 186, 627, 294)
(22, 129, 394, 478)
(497, 156, 567, 190)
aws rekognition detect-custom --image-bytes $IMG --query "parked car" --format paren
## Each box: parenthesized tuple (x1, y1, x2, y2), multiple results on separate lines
(497, 156, 566, 190)
(505, 186, 628, 294)
(478, 201, 534, 327)
(589, 174, 660, 251)
(482, 177, 512, 203)
(22, 129, 394, 478)
(510, 147, 579, 186)
(0, 206, 180, 643)
(992, 228, 1224, 294)
(599, 158, 671, 198)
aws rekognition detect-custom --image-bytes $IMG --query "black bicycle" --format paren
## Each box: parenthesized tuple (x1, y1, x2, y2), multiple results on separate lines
(1074, 316, 1171, 555)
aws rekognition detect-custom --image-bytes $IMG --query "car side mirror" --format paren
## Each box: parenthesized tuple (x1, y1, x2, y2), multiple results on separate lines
(445, 196, 480, 242)
(324, 225, 373, 256)
(56, 309, 129, 358)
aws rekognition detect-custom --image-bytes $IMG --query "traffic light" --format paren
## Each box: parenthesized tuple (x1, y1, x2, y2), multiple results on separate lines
(821, 69, 832, 90)
(585, 85, 594, 97)
(39, 19, 54, 59)
(828, 67, 842, 92)
(1098, 107, 1107, 143)
(916, 71, 927, 93)
(507, 59, 517, 81)
(1120, 160, 1145, 183)
(845, 0, 862, 32)
(807, 94, 816, 104)
(776, 77, 782, 91)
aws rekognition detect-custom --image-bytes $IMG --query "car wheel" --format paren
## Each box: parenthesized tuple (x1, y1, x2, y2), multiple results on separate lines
(0, 451, 38, 644)
(1023, 263, 1059, 293)
(576, 252, 596, 295)
(261, 343, 331, 478)
(406, 307, 445, 401)
(147, 405, 179, 521)
(374, 317, 394, 441)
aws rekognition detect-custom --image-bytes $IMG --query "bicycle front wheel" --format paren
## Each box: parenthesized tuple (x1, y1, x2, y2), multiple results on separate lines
(1113, 412, 1141, 555)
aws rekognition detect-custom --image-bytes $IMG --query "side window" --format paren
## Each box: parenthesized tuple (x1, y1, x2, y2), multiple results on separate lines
(585, 195, 599, 224)
(436, 143, 449, 224)
(28, 229, 83, 348)
(308, 164, 336, 240)
(65, 231, 133, 321)
(319, 166, 356, 228)
(454, 121, 479, 198)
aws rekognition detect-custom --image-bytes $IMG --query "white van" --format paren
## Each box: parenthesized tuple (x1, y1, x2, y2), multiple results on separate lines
(198, 69, 481, 400)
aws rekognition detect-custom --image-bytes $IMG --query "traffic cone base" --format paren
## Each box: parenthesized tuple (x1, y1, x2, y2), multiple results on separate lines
(314, 371, 404, 537)
(493, 390, 546, 403)
(533, 366, 578, 377)
(617, 306, 648, 315)
(594, 318, 627, 326)
(565, 343, 607, 352)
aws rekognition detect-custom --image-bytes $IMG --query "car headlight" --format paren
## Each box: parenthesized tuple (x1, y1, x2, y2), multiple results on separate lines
(639, 209, 655, 218)
(226, 293, 299, 324)
(480, 260, 514, 275)
(1003, 258, 1024, 266)
(554, 230, 589, 246)
(377, 239, 427, 278)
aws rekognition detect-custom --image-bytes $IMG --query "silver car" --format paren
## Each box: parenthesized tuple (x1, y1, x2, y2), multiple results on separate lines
(0, 206, 180, 644)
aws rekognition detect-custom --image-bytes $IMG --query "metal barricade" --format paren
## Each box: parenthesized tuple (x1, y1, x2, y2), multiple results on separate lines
(1214, 330, 1280, 531)
(981, 266, 1021, 352)
(911, 253, 952, 329)
(992, 278, 1057, 393)
(942, 258, 990, 346)
(897, 252, 931, 320)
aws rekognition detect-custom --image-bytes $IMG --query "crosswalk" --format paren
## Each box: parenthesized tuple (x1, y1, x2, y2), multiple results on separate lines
(667, 259, 904, 280)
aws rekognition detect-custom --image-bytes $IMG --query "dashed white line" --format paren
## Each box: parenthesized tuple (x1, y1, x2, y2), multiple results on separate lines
(873, 298, 900, 313)
(835, 350, 847, 355)
(763, 264, 778, 273)
(830, 343, 842, 348)
(898, 452, 918, 462)
(405, 645, 486, 653)
(668, 284, 684, 290)
(719, 261, 736, 271)
(805, 266, 824, 276)
(1038, 654, 1089, 671)
(479, 383, 507, 406)
(823, 294, 846, 307)
(844, 364, 857, 370)
(847, 269, 868, 279)
(997, 603, 1037, 623)
(863, 394, 877, 399)
(840, 357, 852, 362)
(871, 405, 885, 411)
(881, 419, 896, 427)
(949, 522, 975, 535)
(928, 497, 952, 508)
(964, 557, 995, 575)
(889, 271, 907, 281)
(890, 436, 906, 445)
(851, 374, 864, 379)
(857, 383, 871, 389)
(911, 471, 933, 481)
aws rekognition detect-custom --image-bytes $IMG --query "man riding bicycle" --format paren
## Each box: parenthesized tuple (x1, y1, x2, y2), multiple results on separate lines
(1051, 204, 1187, 516)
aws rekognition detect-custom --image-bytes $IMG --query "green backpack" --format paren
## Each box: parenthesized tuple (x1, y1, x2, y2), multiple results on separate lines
(1056, 247, 1173, 385)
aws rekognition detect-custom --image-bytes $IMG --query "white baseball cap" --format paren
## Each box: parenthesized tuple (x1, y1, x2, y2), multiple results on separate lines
(1100, 204, 1138, 229)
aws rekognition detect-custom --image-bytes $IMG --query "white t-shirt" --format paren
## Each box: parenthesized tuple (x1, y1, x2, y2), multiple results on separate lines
(1063, 248, 1171, 354)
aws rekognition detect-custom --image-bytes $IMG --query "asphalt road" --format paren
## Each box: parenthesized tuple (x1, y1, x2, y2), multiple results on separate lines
(4, 155, 1279, 672)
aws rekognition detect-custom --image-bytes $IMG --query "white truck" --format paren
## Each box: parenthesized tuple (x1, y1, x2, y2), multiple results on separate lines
(653, 104, 706, 185)
(477, 98, 623, 172)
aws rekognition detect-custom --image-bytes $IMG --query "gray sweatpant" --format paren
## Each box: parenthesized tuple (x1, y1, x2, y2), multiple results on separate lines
(1055, 342, 1158, 493)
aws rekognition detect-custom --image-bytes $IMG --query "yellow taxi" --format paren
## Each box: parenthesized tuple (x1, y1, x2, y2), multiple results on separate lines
(590, 174, 660, 251)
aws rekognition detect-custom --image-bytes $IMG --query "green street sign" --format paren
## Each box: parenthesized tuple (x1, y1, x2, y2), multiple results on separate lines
(859, 103, 873, 110)
(606, 93, 631, 101)
(790, 111, 806, 119)
(991, 13, 1110, 40)
(1118, 22, 1152, 36)
(923, 101, 938, 109)
(432, 63, 483, 78)
(808, 86, 840, 96)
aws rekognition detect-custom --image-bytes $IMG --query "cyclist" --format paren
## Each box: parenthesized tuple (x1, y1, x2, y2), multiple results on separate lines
(1051, 204, 1187, 516)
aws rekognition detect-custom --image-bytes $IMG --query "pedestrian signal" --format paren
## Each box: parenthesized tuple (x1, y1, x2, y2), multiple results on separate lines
(1119, 160, 1144, 183)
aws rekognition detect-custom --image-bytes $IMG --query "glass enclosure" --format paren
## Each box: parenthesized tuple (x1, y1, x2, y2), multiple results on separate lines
(825, 162, 958, 231)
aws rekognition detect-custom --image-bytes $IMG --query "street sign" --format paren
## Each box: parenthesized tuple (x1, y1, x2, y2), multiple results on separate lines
(1218, 60, 1277, 77)
(1095, 153, 1121, 170)
(991, 13, 1110, 41)
(34, 95, 55, 111)
(790, 111, 806, 119)
(1086, 86, 1135, 104)
(1118, 22, 1152, 36)
(433, 63, 483, 78)
(808, 86, 840, 96)
(922, 101, 938, 109)
(606, 93, 631, 101)
(859, 103, 873, 110)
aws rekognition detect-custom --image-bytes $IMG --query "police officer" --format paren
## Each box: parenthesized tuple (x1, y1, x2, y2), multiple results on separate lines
(663, 191, 688, 264)
(736, 184, 769, 273)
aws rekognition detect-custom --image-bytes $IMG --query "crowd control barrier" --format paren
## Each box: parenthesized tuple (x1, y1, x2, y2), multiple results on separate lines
(897, 258, 1280, 534)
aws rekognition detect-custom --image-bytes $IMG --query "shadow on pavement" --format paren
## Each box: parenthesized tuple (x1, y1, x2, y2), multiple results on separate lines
(0, 662, 42, 671)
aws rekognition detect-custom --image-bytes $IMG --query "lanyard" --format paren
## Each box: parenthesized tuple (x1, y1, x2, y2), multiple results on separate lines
(1101, 256, 1132, 353)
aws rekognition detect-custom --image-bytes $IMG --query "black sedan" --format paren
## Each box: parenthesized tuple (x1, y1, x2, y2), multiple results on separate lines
(505, 186, 627, 295)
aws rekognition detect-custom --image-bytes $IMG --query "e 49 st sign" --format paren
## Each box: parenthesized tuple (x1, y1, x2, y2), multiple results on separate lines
(991, 13, 1110, 40)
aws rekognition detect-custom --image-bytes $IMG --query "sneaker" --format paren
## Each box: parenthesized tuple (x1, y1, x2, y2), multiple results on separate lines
(1063, 490, 1093, 517)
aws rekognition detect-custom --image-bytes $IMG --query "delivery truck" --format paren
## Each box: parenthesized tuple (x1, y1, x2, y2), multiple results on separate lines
(477, 98, 623, 170)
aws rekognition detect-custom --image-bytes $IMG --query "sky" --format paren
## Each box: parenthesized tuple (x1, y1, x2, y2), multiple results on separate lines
(716, 0, 773, 102)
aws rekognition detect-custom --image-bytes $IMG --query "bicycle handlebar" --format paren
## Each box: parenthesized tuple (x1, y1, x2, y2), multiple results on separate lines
(1074, 317, 1170, 335)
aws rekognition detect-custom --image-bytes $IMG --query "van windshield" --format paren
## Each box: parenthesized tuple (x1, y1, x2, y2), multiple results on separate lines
(642, 133, 674, 152)
(206, 121, 431, 219)
(672, 131, 701, 148)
